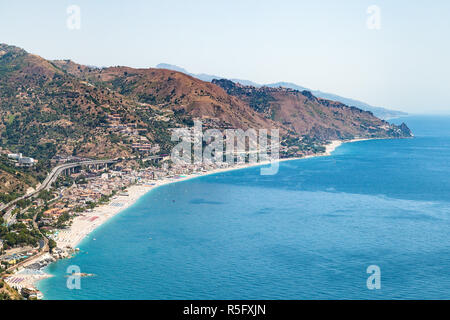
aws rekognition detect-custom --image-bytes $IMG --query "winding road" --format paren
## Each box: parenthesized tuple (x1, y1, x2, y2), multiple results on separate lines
(1, 159, 115, 215)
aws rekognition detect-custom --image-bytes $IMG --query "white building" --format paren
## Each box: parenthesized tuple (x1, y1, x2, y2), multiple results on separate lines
(7, 153, 36, 166)
(7, 153, 22, 160)
(19, 157, 36, 166)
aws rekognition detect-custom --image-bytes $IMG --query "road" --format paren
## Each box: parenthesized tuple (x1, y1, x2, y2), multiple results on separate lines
(42, 159, 116, 191)
(0, 159, 115, 215)
(142, 155, 165, 162)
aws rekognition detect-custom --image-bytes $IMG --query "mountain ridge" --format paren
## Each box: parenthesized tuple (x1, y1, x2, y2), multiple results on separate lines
(156, 63, 407, 119)
(0, 44, 412, 163)
(212, 79, 412, 141)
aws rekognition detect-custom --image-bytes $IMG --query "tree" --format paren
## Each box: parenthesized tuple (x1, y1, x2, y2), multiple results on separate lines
(48, 239, 56, 253)
(56, 212, 70, 228)
(38, 190, 53, 202)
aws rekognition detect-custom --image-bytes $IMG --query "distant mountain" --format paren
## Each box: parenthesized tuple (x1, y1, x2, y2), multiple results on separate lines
(265, 82, 307, 91)
(156, 63, 189, 74)
(156, 63, 261, 88)
(156, 64, 407, 120)
(267, 82, 407, 120)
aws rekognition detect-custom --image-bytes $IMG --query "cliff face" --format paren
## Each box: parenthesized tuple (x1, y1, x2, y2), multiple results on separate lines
(212, 79, 413, 141)
(0, 279, 22, 300)
(398, 122, 413, 137)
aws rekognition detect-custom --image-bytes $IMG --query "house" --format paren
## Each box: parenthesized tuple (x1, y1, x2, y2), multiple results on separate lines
(43, 208, 67, 220)
(2, 257, 16, 265)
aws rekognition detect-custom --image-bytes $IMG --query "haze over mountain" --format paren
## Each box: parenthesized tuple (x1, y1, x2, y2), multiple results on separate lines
(156, 63, 407, 120)
(156, 64, 261, 88)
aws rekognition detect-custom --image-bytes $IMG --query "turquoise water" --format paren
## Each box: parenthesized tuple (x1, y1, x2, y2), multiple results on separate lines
(38, 115, 450, 299)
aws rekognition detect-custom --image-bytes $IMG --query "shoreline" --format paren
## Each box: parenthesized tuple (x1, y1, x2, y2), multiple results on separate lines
(14, 137, 376, 294)
(58, 137, 377, 250)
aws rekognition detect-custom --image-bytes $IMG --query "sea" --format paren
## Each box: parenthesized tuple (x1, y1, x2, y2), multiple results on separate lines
(37, 115, 450, 299)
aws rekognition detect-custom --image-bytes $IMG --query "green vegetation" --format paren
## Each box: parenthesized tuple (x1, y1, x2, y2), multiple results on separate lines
(54, 175, 74, 188)
(0, 222, 42, 248)
(48, 239, 56, 253)
(0, 279, 21, 300)
(56, 212, 70, 228)
(37, 190, 53, 202)
(0, 192, 22, 206)
(0, 291, 12, 300)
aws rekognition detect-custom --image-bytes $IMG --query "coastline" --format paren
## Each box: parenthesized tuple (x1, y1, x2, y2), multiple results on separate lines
(13, 137, 373, 293)
(58, 137, 375, 250)
(53, 157, 304, 249)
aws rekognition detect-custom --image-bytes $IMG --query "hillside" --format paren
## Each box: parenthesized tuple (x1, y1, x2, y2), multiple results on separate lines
(55, 63, 280, 132)
(155, 63, 406, 119)
(0, 43, 414, 203)
(0, 44, 186, 161)
(212, 79, 412, 140)
(0, 279, 21, 300)
(0, 154, 39, 205)
(266, 82, 408, 120)
(57, 61, 411, 142)
(0, 43, 412, 166)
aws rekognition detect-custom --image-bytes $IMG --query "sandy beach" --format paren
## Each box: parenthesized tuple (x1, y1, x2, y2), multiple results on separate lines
(54, 184, 154, 249)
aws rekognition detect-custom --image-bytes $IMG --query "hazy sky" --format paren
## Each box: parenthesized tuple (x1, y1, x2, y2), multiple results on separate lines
(1, 0, 449, 114)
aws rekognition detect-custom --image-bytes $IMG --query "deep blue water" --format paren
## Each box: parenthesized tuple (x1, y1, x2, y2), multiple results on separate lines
(38, 115, 450, 299)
